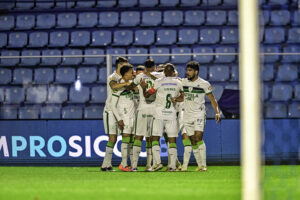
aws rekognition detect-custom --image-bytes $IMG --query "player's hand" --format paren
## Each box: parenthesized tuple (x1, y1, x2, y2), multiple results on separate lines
(215, 113, 221, 123)
(118, 120, 125, 130)
(171, 97, 176, 103)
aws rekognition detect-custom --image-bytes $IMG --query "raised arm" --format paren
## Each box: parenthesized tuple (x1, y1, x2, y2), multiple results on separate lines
(110, 80, 131, 90)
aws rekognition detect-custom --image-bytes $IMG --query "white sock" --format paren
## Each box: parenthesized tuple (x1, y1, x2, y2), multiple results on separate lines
(132, 146, 141, 169)
(146, 148, 152, 167)
(152, 145, 161, 165)
(128, 142, 133, 166)
(121, 142, 129, 167)
(102, 146, 113, 168)
(183, 146, 192, 168)
(167, 143, 171, 168)
(168, 147, 177, 170)
(199, 142, 207, 167)
(192, 148, 201, 167)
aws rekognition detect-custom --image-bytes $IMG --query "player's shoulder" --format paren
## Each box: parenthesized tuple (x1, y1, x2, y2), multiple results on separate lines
(155, 76, 165, 82)
(109, 72, 120, 82)
(172, 77, 183, 84)
(197, 77, 210, 85)
(181, 78, 189, 84)
(152, 71, 164, 79)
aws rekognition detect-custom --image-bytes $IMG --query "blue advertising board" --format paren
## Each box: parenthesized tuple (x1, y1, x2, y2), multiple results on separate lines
(0, 119, 299, 165)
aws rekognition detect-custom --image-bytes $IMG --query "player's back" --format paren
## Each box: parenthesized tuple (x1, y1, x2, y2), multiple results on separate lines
(153, 77, 183, 120)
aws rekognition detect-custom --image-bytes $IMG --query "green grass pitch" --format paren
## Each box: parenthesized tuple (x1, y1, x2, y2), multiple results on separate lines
(0, 165, 299, 200)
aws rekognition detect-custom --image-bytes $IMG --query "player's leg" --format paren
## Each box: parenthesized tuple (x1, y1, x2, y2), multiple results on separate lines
(181, 131, 192, 171)
(145, 136, 152, 170)
(195, 131, 207, 171)
(146, 113, 154, 169)
(163, 132, 171, 170)
(131, 110, 147, 171)
(188, 120, 202, 169)
(101, 111, 118, 171)
(120, 132, 131, 171)
(119, 118, 134, 171)
(101, 134, 117, 171)
(127, 118, 135, 167)
(128, 134, 134, 166)
(165, 119, 179, 171)
(194, 116, 207, 171)
(151, 118, 163, 171)
(132, 135, 143, 170)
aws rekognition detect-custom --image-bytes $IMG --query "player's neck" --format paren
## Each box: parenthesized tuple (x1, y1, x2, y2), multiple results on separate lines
(116, 69, 121, 76)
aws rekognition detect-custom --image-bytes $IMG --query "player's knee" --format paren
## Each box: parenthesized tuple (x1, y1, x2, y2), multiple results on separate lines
(134, 135, 143, 141)
(168, 137, 176, 143)
(152, 136, 160, 141)
(108, 135, 117, 143)
(181, 133, 189, 140)
(145, 137, 151, 142)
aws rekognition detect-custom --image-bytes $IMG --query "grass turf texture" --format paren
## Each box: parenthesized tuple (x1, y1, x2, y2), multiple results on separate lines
(0, 166, 299, 200)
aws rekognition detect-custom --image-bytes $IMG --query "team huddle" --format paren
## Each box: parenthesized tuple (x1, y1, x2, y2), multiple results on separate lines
(101, 57, 221, 172)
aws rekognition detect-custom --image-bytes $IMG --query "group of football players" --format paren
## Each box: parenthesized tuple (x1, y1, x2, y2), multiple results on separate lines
(100, 57, 221, 172)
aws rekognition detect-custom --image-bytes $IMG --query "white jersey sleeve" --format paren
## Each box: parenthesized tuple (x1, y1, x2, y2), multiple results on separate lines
(204, 82, 213, 95)
(133, 73, 144, 85)
(153, 78, 162, 90)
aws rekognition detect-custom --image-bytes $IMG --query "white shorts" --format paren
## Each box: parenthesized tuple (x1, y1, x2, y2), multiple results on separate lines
(152, 118, 179, 138)
(103, 110, 119, 135)
(135, 108, 153, 137)
(177, 111, 185, 134)
(122, 117, 135, 134)
(183, 116, 206, 136)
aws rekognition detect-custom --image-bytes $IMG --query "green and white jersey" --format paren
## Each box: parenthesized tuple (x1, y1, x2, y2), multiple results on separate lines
(153, 77, 183, 120)
(182, 77, 212, 119)
(104, 71, 121, 112)
(111, 81, 135, 121)
(134, 71, 164, 110)
(133, 90, 140, 108)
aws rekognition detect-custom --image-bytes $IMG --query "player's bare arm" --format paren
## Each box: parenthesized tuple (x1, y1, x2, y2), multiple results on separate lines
(207, 93, 221, 123)
(171, 91, 184, 103)
(144, 71, 157, 80)
(118, 120, 125, 130)
(109, 80, 131, 90)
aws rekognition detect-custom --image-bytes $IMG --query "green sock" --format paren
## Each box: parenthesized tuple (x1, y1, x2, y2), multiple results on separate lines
(152, 140, 159, 147)
(133, 139, 142, 147)
(107, 141, 114, 148)
(182, 139, 192, 147)
(122, 136, 130, 144)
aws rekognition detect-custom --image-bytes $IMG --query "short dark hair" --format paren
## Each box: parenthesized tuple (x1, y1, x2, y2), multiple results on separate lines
(144, 59, 155, 68)
(116, 56, 128, 67)
(186, 61, 199, 72)
(136, 65, 145, 71)
(120, 64, 133, 77)
(164, 63, 175, 76)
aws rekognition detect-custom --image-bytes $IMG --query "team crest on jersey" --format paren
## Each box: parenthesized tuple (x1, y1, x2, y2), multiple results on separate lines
(188, 86, 193, 92)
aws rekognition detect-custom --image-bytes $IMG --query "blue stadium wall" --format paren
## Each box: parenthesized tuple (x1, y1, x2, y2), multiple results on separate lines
(0, 119, 299, 165)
